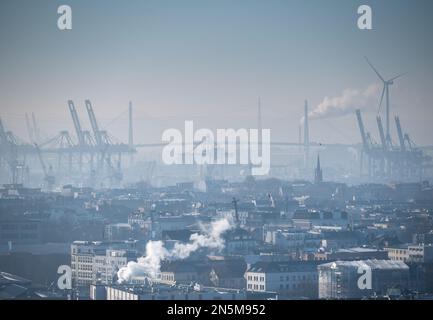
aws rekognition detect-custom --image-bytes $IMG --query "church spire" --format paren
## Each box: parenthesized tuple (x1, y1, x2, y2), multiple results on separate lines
(314, 154, 323, 184)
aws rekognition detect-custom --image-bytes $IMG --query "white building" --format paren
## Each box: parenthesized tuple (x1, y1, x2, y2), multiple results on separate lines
(245, 261, 319, 298)
(71, 241, 139, 287)
(102, 284, 246, 300)
(385, 244, 433, 263)
(264, 229, 321, 250)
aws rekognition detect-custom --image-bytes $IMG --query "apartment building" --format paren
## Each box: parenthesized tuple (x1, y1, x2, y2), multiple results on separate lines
(71, 240, 139, 287)
(245, 261, 319, 298)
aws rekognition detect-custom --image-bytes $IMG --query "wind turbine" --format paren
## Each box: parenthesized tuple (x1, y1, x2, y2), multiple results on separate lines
(364, 56, 407, 143)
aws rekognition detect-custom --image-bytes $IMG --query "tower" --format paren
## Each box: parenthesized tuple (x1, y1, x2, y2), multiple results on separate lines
(314, 154, 323, 184)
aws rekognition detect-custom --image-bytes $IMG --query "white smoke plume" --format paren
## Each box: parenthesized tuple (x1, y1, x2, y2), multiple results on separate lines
(308, 83, 381, 120)
(116, 217, 233, 283)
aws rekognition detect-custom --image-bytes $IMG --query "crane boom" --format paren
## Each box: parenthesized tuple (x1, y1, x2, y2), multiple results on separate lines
(85, 100, 102, 146)
(68, 100, 85, 146)
(355, 109, 368, 150)
(395, 116, 406, 152)
(0, 117, 7, 144)
(376, 116, 387, 151)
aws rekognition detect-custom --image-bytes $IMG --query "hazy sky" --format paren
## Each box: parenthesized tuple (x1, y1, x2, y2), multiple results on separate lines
(1, 0, 433, 145)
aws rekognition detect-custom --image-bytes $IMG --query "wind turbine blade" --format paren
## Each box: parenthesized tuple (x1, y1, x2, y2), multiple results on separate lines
(378, 86, 386, 114)
(389, 72, 408, 82)
(364, 56, 385, 82)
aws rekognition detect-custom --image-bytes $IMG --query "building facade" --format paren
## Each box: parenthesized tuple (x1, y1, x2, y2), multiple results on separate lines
(318, 259, 410, 299)
(245, 261, 319, 298)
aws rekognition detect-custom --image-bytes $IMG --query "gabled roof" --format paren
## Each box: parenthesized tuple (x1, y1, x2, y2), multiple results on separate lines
(318, 259, 409, 270)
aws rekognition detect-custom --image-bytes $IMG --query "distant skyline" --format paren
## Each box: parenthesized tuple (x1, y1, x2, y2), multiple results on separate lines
(1, 0, 433, 145)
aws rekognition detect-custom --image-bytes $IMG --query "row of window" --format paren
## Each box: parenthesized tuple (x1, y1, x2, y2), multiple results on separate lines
(247, 275, 265, 282)
(75, 272, 92, 279)
(279, 274, 317, 282)
(73, 256, 93, 263)
(248, 284, 265, 290)
(77, 265, 92, 271)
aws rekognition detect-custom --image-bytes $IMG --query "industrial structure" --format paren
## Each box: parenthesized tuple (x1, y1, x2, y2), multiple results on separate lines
(1, 58, 433, 188)
(355, 109, 431, 180)
(0, 100, 136, 188)
(355, 58, 432, 181)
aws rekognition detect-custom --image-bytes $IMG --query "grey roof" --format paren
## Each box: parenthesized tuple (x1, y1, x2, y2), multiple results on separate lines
(247, 261, 320, 273)
(211, 261, 247, 278)
(318, 259, 409, 270)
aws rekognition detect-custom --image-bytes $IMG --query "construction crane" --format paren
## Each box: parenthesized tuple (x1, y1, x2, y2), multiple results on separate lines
(34, 143, 55, 190)
(85, 100, 103, 146)
(376, 116, 388, 152)
(356, 109, 369, 152)
(68, 100, 85, 146)
(395, 116, 406, 152)
(0, 117, 24, 185)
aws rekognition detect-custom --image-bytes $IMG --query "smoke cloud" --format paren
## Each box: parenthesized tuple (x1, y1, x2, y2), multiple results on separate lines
(309, 83, 381, 120)
(117, 217, 233, 283)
